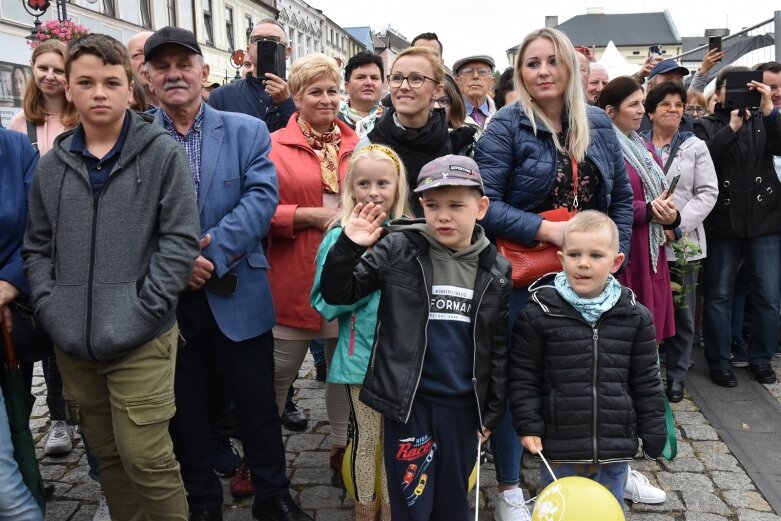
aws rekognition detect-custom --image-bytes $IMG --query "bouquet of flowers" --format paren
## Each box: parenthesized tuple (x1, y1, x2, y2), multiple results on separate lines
(29, 19, 90, 48)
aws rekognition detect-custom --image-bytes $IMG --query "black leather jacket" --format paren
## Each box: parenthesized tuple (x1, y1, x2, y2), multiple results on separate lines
(321, 224, 512, 430)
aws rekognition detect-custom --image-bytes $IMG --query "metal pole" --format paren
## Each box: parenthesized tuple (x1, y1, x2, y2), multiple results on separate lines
(58, 0, 67, 21)
(775, 11, 781, 62)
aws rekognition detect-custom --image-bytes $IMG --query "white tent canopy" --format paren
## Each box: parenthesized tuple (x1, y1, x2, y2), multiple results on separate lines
(598, 41, 641, 79)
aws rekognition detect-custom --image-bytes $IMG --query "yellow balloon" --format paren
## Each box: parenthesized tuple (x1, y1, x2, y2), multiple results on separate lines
(341, 440, 385, 501)
(532, 476, 625, 521)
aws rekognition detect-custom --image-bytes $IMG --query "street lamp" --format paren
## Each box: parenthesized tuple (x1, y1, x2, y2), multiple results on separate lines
(21, 0, 68, 39)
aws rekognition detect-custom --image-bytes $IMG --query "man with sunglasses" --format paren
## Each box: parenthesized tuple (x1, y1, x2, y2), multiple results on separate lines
(208, 19, 295, 132)
(453, 55, 496, 129)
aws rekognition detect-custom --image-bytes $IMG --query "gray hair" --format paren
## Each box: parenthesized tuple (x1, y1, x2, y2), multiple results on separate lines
(255, 18, 288, 45)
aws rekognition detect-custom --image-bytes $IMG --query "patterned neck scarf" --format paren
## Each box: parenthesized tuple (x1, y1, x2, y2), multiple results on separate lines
(339, 101, 384, 139)
(298, 117, 342, 194)
(555, 272, 622, 325)
(614, 127, 665, 272)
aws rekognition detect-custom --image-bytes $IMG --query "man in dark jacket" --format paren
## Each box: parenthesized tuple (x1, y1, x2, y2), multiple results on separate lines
(207, 19, 295, 132)
(694, 66, 781, 387)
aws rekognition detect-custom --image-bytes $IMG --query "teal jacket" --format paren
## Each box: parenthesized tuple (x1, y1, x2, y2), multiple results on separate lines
(311, 227, 379, 385)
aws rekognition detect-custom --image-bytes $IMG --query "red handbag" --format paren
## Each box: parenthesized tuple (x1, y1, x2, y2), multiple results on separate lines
(496, 157, 578, 288)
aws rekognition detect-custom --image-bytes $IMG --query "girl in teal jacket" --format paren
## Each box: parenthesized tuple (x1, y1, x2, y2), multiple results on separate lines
(311, 144, 410, 521)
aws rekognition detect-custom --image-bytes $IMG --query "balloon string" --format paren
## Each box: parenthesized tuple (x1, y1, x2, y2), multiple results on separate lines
(474, 436, 481, 521)
(537, 449, 557, 481)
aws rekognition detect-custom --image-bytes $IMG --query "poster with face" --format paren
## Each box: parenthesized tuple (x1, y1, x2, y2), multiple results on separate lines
(0, 62, 31, 127)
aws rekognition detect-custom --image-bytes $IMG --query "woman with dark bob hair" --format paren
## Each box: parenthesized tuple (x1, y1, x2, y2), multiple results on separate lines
(640, 81, 717, 402)
(597, 76, 678, 344)
(474, 28, 634, 517)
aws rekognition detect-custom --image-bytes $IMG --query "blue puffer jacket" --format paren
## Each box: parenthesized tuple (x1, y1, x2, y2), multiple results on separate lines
(474, 104, 633, 257)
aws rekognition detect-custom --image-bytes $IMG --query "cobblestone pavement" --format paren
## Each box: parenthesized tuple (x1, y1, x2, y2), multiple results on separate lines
(31, 354, 781, 520)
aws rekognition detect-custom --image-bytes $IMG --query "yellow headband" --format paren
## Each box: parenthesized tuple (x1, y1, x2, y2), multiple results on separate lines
(359, 144, 403, 175)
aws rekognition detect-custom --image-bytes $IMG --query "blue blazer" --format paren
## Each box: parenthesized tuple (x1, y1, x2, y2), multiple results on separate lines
(152, 104, 279, 341)
(0, 129, 38, 296)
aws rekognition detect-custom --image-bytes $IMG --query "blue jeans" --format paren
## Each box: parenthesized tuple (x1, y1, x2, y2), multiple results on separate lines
(492, 284, 533, 485)
(730, 262, 750, 345)
(539, 461, 629, 508)
(0, 387, 44, 521)
(704, 235, 781, 371)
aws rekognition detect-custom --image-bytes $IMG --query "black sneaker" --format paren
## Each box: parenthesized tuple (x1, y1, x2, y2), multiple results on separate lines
(731, 341, 749, 368)
(252, 491, 312, 521)
(212, 437, 240, 477)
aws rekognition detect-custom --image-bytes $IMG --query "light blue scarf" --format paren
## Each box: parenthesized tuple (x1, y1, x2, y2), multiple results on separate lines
(554, 272, 622, 325)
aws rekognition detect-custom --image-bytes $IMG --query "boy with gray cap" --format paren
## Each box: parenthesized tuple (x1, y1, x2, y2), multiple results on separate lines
(321, 155, 511, 520)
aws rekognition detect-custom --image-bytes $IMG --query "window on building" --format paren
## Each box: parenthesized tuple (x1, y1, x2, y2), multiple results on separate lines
(166, 0, 177, 26)
(225, 6, 235, 51)
(245, 15, 253, 47)
(306, 36, 311, 55)
(202, 0, 213, 45)
(632, 51, 640, 55)
(140, 0, 152, 28)
(103, 0, 116, 17)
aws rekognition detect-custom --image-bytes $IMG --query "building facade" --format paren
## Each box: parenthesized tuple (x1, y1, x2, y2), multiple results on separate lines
(0, 0, 200, 125)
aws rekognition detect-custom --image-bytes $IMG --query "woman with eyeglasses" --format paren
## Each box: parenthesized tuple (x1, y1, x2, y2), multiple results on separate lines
(685, 90, 708, 118)
(473, 28, 634, 518)
(361, 47, 477, 216)
(640, 81, 718, 402)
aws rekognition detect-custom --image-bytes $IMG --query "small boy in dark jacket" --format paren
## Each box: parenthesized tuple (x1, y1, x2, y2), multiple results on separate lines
(321, 155, 512, 520)
(509, 210, 666, 506)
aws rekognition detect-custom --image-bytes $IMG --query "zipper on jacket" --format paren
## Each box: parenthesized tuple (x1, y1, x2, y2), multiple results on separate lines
(369, 320, 381, 376)
(405, 255, 431, 424)
(591, 327, 599, 461)
(84, 195, 100, 361)
(84, 166, 123, 361)
(531, 291, 606, 463)
(471, 275, 492, 430)
(349, 313, 356, 356)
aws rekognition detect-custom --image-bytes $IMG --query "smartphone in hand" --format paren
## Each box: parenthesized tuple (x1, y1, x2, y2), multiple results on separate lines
(666, 174, 681, 199)
(256, 40, 287, 80)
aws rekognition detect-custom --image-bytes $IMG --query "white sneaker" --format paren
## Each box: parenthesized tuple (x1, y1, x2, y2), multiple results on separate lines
(494, 489, 532, 521)
(93, 494, 112, 521)
(624, 469, 666, 504)
(44, 420, 74, 455)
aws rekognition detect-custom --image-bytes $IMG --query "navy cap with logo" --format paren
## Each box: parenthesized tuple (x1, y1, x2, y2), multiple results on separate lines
(647, 59, 690, 82)
(414, 155, 485, 194)
(144, 27, 202, 61)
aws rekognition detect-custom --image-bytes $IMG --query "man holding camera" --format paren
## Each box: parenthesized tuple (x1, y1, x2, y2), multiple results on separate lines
(208, 19, 295, 133)
(694, 67, 781, 388)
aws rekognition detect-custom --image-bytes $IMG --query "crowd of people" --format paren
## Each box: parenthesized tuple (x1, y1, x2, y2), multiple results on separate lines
(1, 16, 781, 521)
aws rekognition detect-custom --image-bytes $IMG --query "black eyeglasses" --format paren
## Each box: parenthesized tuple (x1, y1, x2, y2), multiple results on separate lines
(387, 73, 437, 89)
(249, 35, 284, 44)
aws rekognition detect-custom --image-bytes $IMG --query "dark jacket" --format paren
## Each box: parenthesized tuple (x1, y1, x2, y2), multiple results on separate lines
(0, 129, 38, 297)
(320, 222, 512, 430)
(508, 284, 667, 463)
(207, 76, 296, 133)
(693, 106, 781, 238)
(474, 104, 633, 258)
(23, 111, 201, 362)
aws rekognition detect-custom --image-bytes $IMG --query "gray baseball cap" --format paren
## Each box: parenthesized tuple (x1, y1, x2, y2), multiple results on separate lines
(414, 155, 485, 194)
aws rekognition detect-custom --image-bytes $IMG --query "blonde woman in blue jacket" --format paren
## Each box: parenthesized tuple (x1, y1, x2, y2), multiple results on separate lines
(311, 145, 410, 521)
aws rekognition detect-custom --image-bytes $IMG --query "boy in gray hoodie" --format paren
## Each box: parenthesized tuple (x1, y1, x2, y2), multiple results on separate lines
(23, 34, 200, 520)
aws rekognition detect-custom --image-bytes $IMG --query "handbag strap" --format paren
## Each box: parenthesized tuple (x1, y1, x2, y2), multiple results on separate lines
(662, 138, 682, 174)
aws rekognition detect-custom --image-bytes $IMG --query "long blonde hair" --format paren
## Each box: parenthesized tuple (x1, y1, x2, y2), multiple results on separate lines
(514, 28, 590, 162)
(337, 145, 411, 228)
(23, 40, 79, 128)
